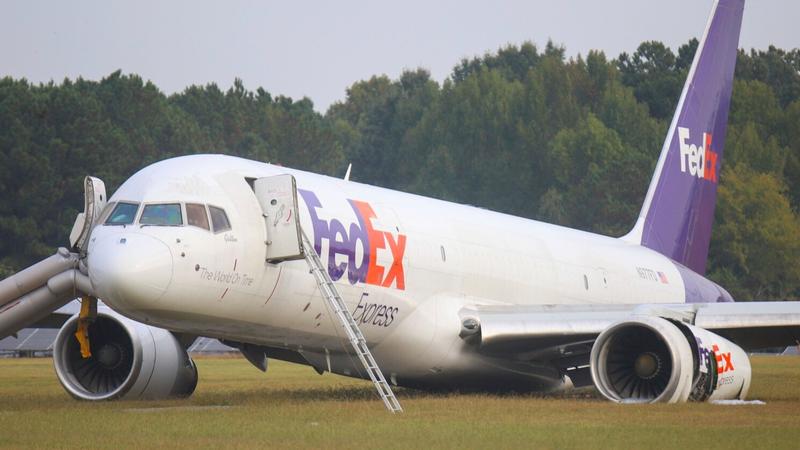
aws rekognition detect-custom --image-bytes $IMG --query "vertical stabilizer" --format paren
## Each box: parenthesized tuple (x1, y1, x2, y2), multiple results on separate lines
(624, 0, 744, 275)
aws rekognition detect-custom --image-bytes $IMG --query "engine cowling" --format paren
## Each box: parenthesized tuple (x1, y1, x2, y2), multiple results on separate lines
(53, 309, 198, 401)
(590, 316, 751, 403)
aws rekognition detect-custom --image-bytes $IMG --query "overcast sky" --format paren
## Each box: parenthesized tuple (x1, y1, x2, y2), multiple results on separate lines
(1, 1, 797, 112)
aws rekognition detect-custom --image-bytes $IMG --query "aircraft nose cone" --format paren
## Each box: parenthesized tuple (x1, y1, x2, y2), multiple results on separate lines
(88, 233, 173, 306)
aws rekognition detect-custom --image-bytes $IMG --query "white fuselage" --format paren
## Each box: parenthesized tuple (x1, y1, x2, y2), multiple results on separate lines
(87, 155, 695, 390)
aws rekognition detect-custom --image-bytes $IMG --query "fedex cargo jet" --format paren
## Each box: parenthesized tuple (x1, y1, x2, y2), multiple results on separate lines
(1, 0, 798, 408)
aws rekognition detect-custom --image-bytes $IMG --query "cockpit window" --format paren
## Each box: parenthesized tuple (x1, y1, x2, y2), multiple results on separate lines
(208, 206, 231, 233)
(98, 201, 117, 224)
(186, 203, 210, 230)
(140, 203, 183, 226)
(105, 202, 139, 225)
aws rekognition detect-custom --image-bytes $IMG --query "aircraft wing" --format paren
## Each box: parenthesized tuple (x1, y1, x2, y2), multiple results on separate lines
(458, 301, 800, 385)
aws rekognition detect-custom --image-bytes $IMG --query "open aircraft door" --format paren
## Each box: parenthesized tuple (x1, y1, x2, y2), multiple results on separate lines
(253, 174, 305, 262)
(69, 176, 107, 254)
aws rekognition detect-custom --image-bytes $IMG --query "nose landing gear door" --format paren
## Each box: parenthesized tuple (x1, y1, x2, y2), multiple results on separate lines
(253, 174, 305, 263)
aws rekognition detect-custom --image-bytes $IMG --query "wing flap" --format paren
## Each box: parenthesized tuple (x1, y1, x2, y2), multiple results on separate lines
(694, 301, 800, 329)
(695, 302, 800, 350)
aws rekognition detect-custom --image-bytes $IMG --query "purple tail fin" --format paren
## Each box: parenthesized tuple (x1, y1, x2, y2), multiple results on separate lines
(624, 0, 744, 275)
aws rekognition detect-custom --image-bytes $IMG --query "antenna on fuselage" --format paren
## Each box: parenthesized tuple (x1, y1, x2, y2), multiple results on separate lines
(343, 163, 352, 182)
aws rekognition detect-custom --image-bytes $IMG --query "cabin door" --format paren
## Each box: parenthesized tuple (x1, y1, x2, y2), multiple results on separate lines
(253, 174, 305, 262)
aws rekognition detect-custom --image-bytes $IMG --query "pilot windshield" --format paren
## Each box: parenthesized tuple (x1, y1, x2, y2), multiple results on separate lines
(105, 202, 139, 225)
(140, 203, 183, 226)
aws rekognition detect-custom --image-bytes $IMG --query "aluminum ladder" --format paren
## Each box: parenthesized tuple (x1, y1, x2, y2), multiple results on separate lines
(300, 229, 403, 413)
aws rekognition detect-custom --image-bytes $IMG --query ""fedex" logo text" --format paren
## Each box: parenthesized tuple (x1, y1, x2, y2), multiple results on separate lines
(678, 127, 718, 183)
(712, 344, 735, 374)
(697, 338, 735, 375)
(299, 190, 407, 290)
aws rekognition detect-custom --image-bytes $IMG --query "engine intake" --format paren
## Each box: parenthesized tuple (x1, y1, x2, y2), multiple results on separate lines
(590, 316, 751, 403)
(53, 310, 198, 401)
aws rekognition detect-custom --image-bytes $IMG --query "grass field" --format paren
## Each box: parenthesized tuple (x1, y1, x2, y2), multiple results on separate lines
(1, 355, 799, 449)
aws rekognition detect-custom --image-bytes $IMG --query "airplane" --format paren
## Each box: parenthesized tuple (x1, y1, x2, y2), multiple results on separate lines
(1, 0, 798, 409)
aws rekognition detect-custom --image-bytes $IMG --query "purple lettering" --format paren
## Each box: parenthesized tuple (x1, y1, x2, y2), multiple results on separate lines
(328, 219, 348, 281)
(347, 200, 369, 284)
(299, 190, 328, 257)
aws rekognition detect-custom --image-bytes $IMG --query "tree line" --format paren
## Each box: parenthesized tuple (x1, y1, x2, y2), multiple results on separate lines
(1, 40, 798, 300)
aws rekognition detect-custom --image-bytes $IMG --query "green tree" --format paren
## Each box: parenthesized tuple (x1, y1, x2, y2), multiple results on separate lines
(452, 42, 541, 83)
(328, 70, 439, 188)
(725, 122, 786, 174)
(542, 114, 648, 235)
(736, 46, 800, 108)
(618, 41, 682, 119)
(708, 164, 800, 299)
(782, 99, 800, 207)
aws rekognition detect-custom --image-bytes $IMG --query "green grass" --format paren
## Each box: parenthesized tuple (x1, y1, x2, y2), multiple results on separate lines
(1, 355, 799, 449)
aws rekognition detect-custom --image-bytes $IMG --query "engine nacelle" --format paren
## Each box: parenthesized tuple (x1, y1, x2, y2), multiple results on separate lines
(53, 309, 198, 401)
(590, 316, 751, 403)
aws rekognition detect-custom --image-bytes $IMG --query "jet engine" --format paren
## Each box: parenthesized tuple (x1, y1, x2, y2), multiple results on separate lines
(53, 309, 198, 401)
(590, 316, 751, 403)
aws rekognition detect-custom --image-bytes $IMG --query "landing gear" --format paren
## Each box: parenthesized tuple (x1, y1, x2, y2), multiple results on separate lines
(73, 296, 97, 358)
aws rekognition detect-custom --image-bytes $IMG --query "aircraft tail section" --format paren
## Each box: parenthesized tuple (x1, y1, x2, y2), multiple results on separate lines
(624, 0, 744, 275)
